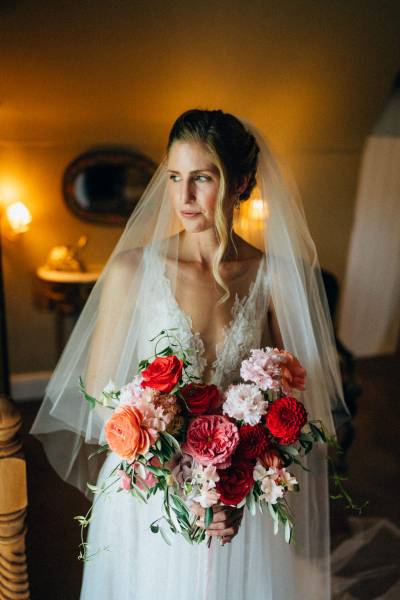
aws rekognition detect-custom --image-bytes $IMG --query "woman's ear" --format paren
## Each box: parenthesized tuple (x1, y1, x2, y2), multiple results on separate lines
(236, 175, 250, 197)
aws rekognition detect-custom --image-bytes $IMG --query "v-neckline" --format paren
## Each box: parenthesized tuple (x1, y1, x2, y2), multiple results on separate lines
(159, 253, 266, 383)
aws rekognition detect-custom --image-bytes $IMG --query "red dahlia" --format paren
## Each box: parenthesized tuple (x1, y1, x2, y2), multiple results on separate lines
(265, 396, 307, 445)
(238, 424, 269, 460)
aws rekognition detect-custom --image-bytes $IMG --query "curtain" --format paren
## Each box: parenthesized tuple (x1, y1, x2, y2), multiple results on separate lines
(338, 92, 400, 357)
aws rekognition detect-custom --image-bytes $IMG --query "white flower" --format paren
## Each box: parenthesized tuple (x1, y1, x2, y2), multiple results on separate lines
(253, 462, 268, 481)
(133, 462, 147, 480)
(191, 464, 220, 488)
(260, 478, 284, 505)
(119, 375, 143, 406)
(101, 379, 118, 407)
(223, 383, 268, 425)
(192, 482, 221, 508)
(279, 469, 298, 492)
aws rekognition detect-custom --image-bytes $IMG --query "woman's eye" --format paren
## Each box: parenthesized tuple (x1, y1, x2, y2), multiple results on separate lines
(195, 175, 210, 182)
(169, 175, 181, 182)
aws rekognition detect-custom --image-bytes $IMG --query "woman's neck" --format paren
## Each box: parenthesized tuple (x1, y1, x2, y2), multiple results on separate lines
(178, 229, 240, 268)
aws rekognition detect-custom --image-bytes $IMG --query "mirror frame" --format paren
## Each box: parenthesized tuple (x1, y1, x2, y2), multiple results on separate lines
(62, 147, 157, 226)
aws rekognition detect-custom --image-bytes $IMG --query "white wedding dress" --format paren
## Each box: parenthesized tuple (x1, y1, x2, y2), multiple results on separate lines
(80, 247, 328, 600)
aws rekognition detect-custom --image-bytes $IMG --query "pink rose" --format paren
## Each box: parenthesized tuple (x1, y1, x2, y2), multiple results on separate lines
(182, 415, 239, 469)
(136, 469, 157, 491)
(117, 469, 132, 490)
(134, 458, 159, 491)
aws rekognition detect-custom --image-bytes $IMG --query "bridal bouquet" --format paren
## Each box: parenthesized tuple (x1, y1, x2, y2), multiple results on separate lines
(76, 329, 339, 559)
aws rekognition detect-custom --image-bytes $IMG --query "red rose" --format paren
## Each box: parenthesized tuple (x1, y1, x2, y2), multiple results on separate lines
(238, 424, 269, 460)
(141, 355, 183, 393)
(265, 396, 307, 445)
(216, 459, 254, 505)
(180, 383, 221, 415)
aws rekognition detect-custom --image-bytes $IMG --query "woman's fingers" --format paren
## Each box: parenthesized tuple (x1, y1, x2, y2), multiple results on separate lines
(190, 503, 228, 517)
(207, 526, 237, 538)
(190, 504, 205, 517)
(196, 507, 244, 530)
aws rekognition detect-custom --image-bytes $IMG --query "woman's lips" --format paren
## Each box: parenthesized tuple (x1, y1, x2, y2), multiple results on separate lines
(180, 211, 201, 218)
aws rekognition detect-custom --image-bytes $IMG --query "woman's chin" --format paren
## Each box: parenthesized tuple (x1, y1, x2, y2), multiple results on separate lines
(180, 220, 214, 234)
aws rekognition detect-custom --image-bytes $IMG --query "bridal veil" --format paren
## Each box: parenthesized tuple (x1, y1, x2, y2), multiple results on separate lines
(31, 111, 348, 597)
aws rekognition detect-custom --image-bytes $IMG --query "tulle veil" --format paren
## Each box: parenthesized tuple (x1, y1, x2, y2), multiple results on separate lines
(31, 115, 348, 599)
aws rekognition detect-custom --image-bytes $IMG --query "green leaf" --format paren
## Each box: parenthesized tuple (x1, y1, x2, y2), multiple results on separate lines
(132, 484, 148, 503)
(268, 502, 278, 522)
(204, 507, 213, 528)
(181, 529, 194, 545)
(245, 492, 256, 516)
(171, 494, 190, 516)
(299, 432, 314, 443)
(170, 507, 191, 528)
(281, 445, 299, 456)
(309, 423, 326, 443)
(88, 444, 110, 460)
(161, 431, 181, 451)
(284, 519, 292, 543)
(159, 526, 172, 546)
(86, 482, 99, 493)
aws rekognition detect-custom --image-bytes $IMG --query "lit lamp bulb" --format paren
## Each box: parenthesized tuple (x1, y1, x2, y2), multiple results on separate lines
(248, 198, 268, 221)
(5, 201, 32, 234)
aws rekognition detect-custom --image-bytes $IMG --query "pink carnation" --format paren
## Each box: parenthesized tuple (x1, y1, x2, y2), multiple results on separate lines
(240, 347, 306, 394)
(240, 348, 282, 391)
(119, 375, 144, 405)
(182, 415, 239, 469)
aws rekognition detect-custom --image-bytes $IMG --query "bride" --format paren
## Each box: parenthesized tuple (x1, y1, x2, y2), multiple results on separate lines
(31, 109, 346, 599)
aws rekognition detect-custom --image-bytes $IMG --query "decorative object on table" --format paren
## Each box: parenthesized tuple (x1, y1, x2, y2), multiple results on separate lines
(44, 235, 88, 273)
(63, 147, 157, 226)
(0, 199, 31, 599)
(34, 266, 102, 358)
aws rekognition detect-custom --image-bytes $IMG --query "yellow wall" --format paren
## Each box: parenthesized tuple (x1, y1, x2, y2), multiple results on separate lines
(1, 1, 399, 373)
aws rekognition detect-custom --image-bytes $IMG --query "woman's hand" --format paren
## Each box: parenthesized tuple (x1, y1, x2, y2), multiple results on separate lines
(190, 503, 244, 546)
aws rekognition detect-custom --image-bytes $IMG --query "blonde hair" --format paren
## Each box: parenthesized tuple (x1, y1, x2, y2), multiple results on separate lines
(167, 109, 259, 304)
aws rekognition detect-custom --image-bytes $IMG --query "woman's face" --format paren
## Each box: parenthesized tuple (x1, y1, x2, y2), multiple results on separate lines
(167, 140, 221, 233)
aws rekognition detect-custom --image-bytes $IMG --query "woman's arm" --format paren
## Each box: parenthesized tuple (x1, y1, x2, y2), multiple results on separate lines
(85, 248, 142, 398)
(267, 296, 285, 348)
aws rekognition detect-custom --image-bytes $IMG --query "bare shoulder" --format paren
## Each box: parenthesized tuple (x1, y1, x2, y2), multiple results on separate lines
(105, 248, 144, 288)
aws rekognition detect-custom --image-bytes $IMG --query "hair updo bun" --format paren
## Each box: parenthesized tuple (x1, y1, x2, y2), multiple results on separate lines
(167, 109, 259, 203)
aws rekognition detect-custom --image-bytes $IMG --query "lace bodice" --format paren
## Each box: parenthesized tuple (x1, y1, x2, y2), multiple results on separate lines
(140, 246, 272, 390)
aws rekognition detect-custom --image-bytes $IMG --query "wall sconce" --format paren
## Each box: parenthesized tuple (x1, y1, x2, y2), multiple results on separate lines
(248, 198, 269, 221)
(234, 196, 268, 251)
(4, 201, 32, 236)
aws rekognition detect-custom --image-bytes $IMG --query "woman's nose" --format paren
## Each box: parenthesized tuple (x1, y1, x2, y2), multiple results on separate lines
(181, 179, 196, 204)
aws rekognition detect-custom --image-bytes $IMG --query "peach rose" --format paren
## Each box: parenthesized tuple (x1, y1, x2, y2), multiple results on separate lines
(279, 351, 306, 393)
(104, 405, 152, 460)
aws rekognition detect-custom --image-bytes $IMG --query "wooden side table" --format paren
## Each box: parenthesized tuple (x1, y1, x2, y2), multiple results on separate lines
(34, 267, 102, 357)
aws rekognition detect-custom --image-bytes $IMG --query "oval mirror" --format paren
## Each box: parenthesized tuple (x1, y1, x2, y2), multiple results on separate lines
(62, 148, 157, 225)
